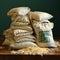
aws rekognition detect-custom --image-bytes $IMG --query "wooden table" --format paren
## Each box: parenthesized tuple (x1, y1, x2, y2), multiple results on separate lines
(0, 38, 60, 60)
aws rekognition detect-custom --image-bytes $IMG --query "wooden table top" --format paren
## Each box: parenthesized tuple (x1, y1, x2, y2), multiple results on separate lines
(0, 38, 60, 55)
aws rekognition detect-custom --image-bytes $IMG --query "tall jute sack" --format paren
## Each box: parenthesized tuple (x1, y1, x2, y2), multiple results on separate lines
(28, 11, 53, 21)
(32, 20, 57, 47)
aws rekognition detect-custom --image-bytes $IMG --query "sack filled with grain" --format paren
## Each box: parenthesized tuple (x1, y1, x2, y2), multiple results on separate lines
(7, 7, 30, 17)
(11, 21, 29, 26)
(3, 28, 15, 45)
(10, 25, 33, 32)
(3, 29, 12, 36)
(13, 29, 33, 37)
(14, 37, 35, 43)
(28, 11, 53, 22)
(12, 16, 30, 24)
(33, 20, 54, 31)
(2, 37, 15, 45)
(14, 35, 36, 43)
(10, 42, 37, 49)
(32, 20, 57, 47)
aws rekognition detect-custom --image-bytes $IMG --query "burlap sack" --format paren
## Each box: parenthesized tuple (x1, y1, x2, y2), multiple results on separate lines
(10, 42, 37, 49)
(14, 35, 36, 40)
(14, 34, 36, 42)
(7, 7, 30, 17)
(2, 38, 15, 45)
(11, 21, 29, 26)
(10, 25, 33, 32)
(32, 20, 57, 47)
(13, 29, 33, 36)
(14, 37, 35, 43)
(28, 11, 53, 21)
(33, 20, 54, 31)
(12, 15, 30, 23)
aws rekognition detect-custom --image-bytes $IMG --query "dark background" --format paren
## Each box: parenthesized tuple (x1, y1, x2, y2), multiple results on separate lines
(0, 0, 60, 38)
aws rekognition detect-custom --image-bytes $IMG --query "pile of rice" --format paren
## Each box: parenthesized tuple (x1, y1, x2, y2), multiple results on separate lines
(11, 46, 49, 55)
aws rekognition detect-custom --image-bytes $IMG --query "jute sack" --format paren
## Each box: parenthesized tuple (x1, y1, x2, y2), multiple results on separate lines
(3, 28, 15, 45)
(11, 21, 29, 26)
(10, 42, 37, 49)
(33, 20, 54, 31)
(3, 29, 14, 40)
(10, 25, 33, 32)
(14, 37, 35, 43)
(14, 35, 36, 40)
(12, 16, 30, 24)
(13, 29, 33, 37)
(32, 20, 57, 47)
(28, 11, 53, 21)
(13, 32, 33, 37)
(2, 38, 15, 45)
(3, 29, 12, 36)
(7, 7, 30, 17)
(2, 34, 15, 45)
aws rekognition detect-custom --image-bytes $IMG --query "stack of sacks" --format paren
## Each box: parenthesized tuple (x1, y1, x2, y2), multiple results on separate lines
(28, 11, 57, 48)
(3, 7, 37, 49)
